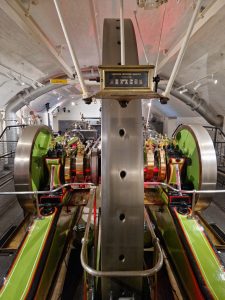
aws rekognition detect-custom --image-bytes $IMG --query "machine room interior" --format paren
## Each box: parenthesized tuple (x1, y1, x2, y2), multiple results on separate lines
(0, 0, 225, 299)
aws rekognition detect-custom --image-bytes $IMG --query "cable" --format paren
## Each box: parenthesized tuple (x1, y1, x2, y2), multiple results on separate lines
(154, 3, 167, 76)
(133, 10, 149, 64)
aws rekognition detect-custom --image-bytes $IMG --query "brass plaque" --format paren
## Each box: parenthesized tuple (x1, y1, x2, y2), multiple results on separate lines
(104, 70, 149, 88)
(96, 65, 162, 100)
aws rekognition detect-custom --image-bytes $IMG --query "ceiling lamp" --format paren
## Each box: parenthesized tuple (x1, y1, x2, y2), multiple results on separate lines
(193, 82, 201, 91)
(179, 88, 188, 94)
(137, 0, 168, 9)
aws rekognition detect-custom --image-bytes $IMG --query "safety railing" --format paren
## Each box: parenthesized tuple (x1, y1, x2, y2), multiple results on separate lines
(204, 126, 225, 176)
(0, 151, 15, 159)
(0, 182, 95, 195)
(0, 181, 224, 277)
(80, 188, 163, 277)
(0, 125, 27, 141)
(0, 181, 223, 206)
(0, 125, 27, 166)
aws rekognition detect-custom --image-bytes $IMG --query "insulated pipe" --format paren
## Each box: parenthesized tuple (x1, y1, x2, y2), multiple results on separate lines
(120, 0, 125, 65)
(159, 85, 223, 127)
(5, 83, 64, 152)
(163, 0, 203, 98)
(53, 0, 89, 99)
(5, 83, 64, 122)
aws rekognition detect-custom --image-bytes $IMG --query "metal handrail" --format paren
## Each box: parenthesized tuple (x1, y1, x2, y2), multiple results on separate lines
(80, 189, 163, 277)
(0, 181, 224, 196)
(0, 151, 15, 159)
(204, 126, 225, 138)
(0, 182, 95, 195)
(144, 181, 223, 194)
(0, 125, 27, 140)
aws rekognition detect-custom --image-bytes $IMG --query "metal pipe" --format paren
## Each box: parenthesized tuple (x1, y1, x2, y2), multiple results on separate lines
(191, 192, 196, 217)
(171, 89, 223, 127)
(154, 3, 167, 76)
(35, 191, 42, 219)
(133, 11, 149, 64)
(120, 0, 125, 65)
(89, 0, 101, 63)
(159, 85, 223, 127)
(5, 83, 65, 123)
(144, 181, 225, 195)
(146, 100, 152, 127)
(1, 181, 225, 196)
(53, 0, 89, 99)
(80, 193, 163, 277)
(163, 0, 203, 98)
(5, 83, 64, 153)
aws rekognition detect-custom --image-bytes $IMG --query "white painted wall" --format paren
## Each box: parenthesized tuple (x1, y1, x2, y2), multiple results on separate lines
(52, 99, 101, 132)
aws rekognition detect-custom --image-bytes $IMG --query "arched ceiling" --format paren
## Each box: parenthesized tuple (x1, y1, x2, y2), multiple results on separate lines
(0, 0, 224, 120)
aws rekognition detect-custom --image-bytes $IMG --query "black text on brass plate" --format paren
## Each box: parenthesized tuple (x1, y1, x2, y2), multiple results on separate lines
(104, 71, 149, 88)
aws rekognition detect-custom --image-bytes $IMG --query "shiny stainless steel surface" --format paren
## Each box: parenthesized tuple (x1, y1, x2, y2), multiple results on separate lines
(174, 124, 217, 210)
(64, 157, 71, 183)
(81, 197, 163, 277)
(91, 148, 98, 185)
(14, 125, 51, 213)
(101, 19, 144, 299)
(76, 154, 84, 182)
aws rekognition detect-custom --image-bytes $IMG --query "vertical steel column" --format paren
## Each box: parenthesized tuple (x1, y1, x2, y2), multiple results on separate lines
(101, 19, 144, 299)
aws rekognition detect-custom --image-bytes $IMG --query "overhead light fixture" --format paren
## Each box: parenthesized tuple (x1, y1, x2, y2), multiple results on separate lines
(211, 73, 218, 85)
(193, 82, 201, 91)
(31, 82, 38, 89)
(15, 76, 26, 86)
(179, 88, 188, 94)
(71, 102, 75, 106)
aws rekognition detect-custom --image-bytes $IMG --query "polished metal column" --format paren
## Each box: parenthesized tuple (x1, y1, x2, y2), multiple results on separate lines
(101, 19, 144, 299)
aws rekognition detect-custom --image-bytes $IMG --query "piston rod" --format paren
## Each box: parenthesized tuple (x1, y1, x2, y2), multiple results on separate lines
(120, 0, 125, 65)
